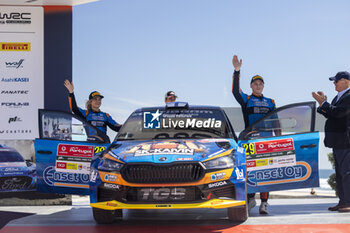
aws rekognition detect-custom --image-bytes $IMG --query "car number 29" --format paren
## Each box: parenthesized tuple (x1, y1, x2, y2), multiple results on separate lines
(139, 187, 186, 201)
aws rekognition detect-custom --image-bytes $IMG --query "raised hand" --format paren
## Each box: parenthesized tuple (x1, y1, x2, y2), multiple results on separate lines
(232, 55, 242, 71)
(64, 80, 74, 93)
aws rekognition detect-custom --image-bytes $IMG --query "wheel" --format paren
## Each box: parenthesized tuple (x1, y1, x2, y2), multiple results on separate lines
(227, 204, 248, 222)
(92, 207, 122, 224)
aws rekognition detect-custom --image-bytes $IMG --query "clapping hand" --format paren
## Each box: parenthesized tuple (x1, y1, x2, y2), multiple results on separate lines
(312, 91, 327, 106)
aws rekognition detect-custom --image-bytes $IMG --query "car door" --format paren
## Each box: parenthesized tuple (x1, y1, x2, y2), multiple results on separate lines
(35, 109, 110, 195)
(238, 102, 319, 193)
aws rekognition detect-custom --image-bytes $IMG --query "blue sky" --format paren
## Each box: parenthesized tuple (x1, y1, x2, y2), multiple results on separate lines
(72, 0, 350, 168)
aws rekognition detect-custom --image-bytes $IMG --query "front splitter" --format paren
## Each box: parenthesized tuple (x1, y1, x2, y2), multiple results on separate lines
(90, 198, 246, 210)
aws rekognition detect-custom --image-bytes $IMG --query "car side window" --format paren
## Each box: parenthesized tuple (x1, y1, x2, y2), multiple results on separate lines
(240, 102, 315, 140)
(40, 110, 99, 142)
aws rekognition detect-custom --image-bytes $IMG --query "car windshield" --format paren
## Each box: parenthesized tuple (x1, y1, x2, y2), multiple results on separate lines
(0, 150, 25, 162)
(116, 108, 230, 141)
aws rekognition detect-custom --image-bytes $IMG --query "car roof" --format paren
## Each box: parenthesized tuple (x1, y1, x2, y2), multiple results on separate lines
(134, 104, 223, 113)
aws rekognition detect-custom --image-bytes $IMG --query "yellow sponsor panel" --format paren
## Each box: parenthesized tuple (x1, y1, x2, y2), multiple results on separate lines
(0, 42, 31, 51)
(256, 159, 268, 167)
(67, 163, 78, 170)
(91, 199, 246, 210)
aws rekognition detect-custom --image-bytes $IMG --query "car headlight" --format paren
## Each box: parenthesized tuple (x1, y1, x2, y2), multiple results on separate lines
(203, 156, 234, 170)
(98, 158, 123, 172)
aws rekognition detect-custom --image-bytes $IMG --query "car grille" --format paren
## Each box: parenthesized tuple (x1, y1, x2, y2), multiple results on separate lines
(0, 176, 33, 191)
(121, 163, 205, 183)
(213, 185, 236, 199)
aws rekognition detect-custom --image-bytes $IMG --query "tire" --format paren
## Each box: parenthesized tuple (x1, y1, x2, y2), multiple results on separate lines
(92, 207, 122, 224)
(227, 204, 248, 222)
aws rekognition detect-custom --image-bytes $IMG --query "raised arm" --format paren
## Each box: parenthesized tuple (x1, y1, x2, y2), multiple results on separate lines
(64, 80, 86, 119)
(232, 55, 246, 106)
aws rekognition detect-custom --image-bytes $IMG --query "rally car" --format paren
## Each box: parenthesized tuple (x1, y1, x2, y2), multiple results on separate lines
(89, 102, 247, 223)
(0, 144, 36, 192)
(35, 101, 319, 224)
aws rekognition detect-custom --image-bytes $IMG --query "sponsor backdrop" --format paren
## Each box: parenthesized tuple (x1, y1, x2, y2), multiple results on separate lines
(0, 6, 44, 140)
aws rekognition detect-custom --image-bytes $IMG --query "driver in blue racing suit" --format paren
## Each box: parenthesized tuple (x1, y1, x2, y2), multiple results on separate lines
(231, 55, 276, 215)
(64, 80, 122, 135)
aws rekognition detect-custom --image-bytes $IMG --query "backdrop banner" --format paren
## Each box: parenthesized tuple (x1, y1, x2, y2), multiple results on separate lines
(0, 6, 44, 140)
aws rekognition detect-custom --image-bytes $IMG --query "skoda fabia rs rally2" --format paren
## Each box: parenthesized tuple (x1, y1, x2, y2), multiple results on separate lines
(89, 102, 247, 223)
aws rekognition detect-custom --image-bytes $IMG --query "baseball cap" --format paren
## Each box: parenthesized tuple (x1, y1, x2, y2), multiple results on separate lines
(329, 71, 350, 81)
(89, 91, 104, 100)
(165, 91, 178, 99)
(251, 75, 264, 84)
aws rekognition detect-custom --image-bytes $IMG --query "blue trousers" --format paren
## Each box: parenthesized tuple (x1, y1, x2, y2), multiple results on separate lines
(333, 148, 350, 205)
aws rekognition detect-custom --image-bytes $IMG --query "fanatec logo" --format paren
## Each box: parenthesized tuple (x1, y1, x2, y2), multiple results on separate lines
(0, 12, 31, 24)
(1, 102, 29, 108)
(0, 90, 29, 95)
(8, 116, 22, 124)
(5, 59, 24, 68)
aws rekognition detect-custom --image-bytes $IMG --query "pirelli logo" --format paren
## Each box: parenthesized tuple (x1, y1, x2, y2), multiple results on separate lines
(0, 43, 31, 51)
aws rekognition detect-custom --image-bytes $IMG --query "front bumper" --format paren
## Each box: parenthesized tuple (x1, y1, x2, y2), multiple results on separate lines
(90, 198, 246, 210)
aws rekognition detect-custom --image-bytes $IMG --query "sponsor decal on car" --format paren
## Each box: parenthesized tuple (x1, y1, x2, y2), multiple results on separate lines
(247, 161, 312, 187)
(43, 166, 89, 187)
(143, 110, 222, 129)
(139, 187, 187, 201)
(211, 172, 225, 181)
(135, 148, 194, 156)
(103, 183, 119, 190)
(162, 118, 222, 129)
(104, 174, 117, 182)
(243, 138, 296, 171)
(56, 145, 96, 174)
(124, 140, 206, 156)
(176, 158, 193, 161)
(57, 144, 94, 157)
(235, 167, 245, 179)
(90, 170, 98, 182)
(143, 110, 162, 129)
(56, 162, 66, 169)
(208, 181, 227, 188)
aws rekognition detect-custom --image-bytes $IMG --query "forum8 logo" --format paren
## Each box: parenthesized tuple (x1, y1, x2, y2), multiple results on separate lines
(143, 109, 162, 129)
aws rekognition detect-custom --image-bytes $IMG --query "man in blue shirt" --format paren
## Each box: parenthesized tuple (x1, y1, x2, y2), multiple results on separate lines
(232, 55, 276, 215)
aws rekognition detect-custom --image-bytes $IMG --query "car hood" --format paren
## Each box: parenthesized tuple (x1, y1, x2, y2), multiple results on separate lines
(108, 139, 235, 163)
(0, 162, 30, 173)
